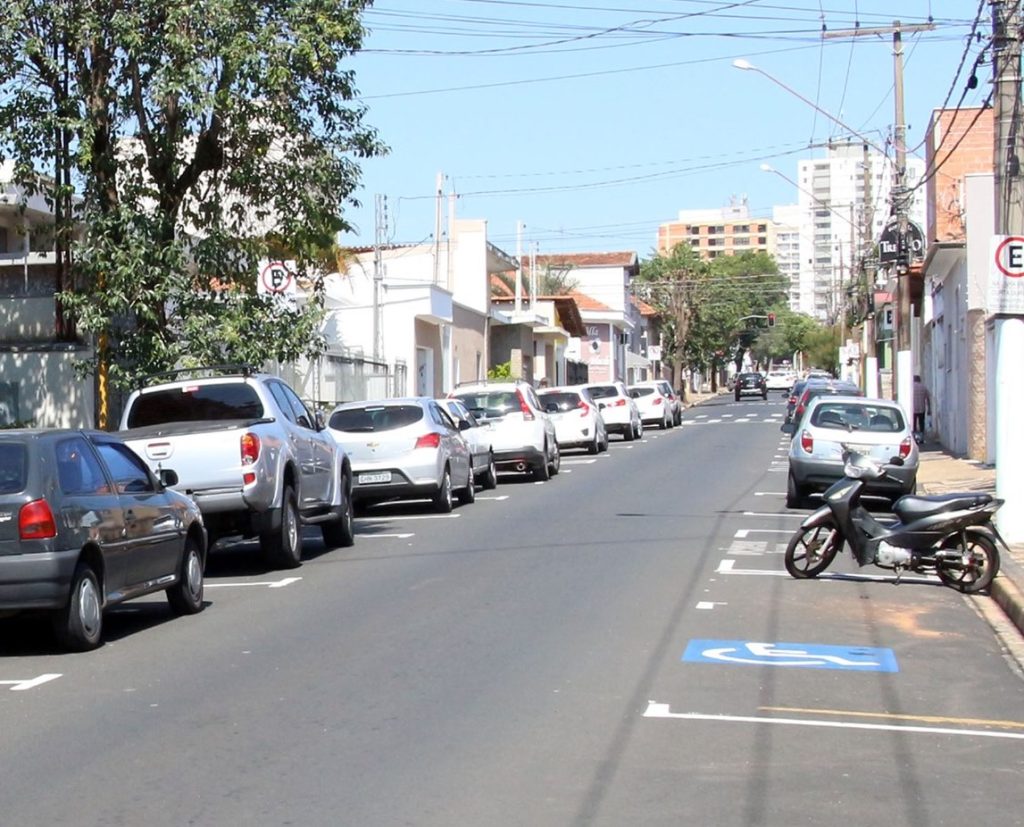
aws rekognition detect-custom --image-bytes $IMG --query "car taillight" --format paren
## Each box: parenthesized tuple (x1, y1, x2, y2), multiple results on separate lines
(516, 390, 535, 421)
(240, 433, 261, 465)
(415, 433, 441, 449)
(20, 499, 56, 540)
(577, 401, 591, 417)
(800, 430, 813, 453)
(899, 436, 912, 459)
(653, 397, 663, 405)
(612, 398, 626, 407)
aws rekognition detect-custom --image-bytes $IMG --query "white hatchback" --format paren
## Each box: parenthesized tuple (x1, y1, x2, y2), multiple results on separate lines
(628, 382, 675, 429)
(582, 381, 642, 440)
(538, 386, 609, 454)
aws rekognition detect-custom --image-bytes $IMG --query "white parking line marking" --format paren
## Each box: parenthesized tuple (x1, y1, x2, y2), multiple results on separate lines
(696, 601, 727, 610)
(359, 533, 415, 539)
(727, 540, 770, 556)
(206, 577, 302, 589)
(743, 511, 803, 518)
(562, 459, 597, 465)
(361, 513, 462, 521)
(642, 702, 1024, 740)
(717, 559, 788, 576)
(477, 495, 509, 501)
(1, 674, 62, 691)
(754, 492, 785, 497)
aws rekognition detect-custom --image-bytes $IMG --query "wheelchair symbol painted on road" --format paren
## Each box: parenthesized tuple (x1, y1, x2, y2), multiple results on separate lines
(683, 640, 898, 672)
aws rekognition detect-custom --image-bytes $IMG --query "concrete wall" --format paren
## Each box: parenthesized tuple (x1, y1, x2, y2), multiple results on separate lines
(0, 348, 94, 428)
(451, 303, 486, 387)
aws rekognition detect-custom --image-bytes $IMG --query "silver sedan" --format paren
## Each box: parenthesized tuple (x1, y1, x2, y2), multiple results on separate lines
(328, 398, 474, 513)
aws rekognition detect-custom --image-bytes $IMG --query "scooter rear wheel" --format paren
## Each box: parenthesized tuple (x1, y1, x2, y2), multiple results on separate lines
(936, 532, 999, 594)
(785, 524, 840, 579)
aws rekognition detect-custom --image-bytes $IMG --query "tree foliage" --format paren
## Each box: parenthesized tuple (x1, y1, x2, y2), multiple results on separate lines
(0, 0, 384, 390)
(636, 245, 788, 389)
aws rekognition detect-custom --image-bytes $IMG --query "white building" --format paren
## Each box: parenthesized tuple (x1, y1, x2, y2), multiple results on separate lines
(770, 204, 801, 310)
(794, 140, 926, 321)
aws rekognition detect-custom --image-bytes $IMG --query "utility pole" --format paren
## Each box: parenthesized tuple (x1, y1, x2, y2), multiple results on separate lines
(824, 20, 933, 412)
(861, 141, 880, 397)
(991, 0, 1024, 542)
(372, 193, 385, 362)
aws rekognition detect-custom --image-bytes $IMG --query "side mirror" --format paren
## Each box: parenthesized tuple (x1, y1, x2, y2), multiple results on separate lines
(780, 422, 795, 435)
(315, 410, 326, 430)
(598, 402, 607, 410)
(158, 468, 179, 487)
(458, 419, 471, 431)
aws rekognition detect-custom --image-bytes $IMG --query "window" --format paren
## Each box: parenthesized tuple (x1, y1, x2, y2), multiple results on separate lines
(0, 443, 26, 494)
(126, 383, 264, 427)
(758, 224, 767, 232)
(93, 441, 155, 494)
(56, 437, 110, 495)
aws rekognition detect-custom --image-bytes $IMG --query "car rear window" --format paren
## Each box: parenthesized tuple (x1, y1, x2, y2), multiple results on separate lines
(586, 385, 618, 400)
(812, 403, 905, 432)
(330, 405, 424, 432)
(539, 391, 580, 411)
(126, 384, 264, 428)
(630, 387, 655, 398)
(453, 391, 520, 418)
(0, 443, 27, 494)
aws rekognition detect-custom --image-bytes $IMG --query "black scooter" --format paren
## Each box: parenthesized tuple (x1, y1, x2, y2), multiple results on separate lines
(784, 448, 1009, 593)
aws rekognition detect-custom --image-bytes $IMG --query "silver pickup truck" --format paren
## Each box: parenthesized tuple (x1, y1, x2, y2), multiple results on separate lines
(118, 367, 354, 569)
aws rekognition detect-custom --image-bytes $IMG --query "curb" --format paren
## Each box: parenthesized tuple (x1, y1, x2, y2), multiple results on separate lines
(991, 549, 1024, 634)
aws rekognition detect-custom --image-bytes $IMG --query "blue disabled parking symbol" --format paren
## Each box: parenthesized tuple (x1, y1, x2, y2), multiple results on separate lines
(683, 640, 898, 672)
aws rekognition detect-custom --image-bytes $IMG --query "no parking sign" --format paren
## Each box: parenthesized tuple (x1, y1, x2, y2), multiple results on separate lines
(257, 260, 297, 310)
(989, 236, 1024, 314)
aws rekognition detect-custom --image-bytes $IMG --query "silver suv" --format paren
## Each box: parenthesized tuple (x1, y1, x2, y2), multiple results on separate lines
(449, 380, 560, 480)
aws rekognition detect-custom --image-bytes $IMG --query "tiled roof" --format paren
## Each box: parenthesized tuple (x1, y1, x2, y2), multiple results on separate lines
(568, 290, 612, 312)
(632, 296, 658, 316)
(524, 251, 638, 270)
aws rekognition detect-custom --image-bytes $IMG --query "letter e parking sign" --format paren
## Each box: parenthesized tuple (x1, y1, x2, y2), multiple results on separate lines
(990, 236, 1024, 314)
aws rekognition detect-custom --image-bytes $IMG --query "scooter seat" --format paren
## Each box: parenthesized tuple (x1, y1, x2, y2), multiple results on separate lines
(893, 492, 994, 521)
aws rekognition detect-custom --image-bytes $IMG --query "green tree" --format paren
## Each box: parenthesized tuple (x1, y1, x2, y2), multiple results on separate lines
(0, 0, 384, 420)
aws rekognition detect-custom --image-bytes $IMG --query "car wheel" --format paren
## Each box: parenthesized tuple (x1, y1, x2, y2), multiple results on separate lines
(167, 536, 205, 615)
(623, 424, 634, 441)
(548, 441, 560, 476)
(322, 473, 355, 548)
(588, 435, 599, 454)
(786, 472, 806, 509)
(52, 561, 103, 651)
(762, 391, 768, 400)
(533, 445, 551, 481)
(734, 392, 740, 402)
(660, 413, 669, 430)
(457, 467, 476, 505)
(261, 484, 303, 569)
(481, 453, 498, 489)
(433, 468, 454, 512)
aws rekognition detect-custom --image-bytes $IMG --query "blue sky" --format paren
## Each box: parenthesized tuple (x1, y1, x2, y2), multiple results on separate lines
(341, 1, 990, 258)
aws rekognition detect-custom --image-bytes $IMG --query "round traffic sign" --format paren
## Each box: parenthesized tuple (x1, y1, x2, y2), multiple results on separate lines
(993, 236, 1024, 278)
(260, 261, 294, 293)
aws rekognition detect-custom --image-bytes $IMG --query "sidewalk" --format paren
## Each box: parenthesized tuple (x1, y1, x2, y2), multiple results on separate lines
(682, 391, 1024, 635)
(915, 439, 1024, 635)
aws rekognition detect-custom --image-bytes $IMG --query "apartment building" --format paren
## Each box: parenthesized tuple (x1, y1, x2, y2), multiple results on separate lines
(657, 199, 773, 260)
(793, 140, 926, 321)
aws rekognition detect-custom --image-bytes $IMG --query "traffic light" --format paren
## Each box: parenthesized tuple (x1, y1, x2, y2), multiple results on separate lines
(767, 312, 776, 327)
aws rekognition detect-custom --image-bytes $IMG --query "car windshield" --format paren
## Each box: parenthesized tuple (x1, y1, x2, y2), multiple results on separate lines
(586, 385, 619, 400)
(539, 391, 580, 412)
(127, 384, 264, 427)
(812, 402, 905, 432)
(453, 391, 521, 418)
(330, 405, 424, 432)
(0, 442, 27, 494)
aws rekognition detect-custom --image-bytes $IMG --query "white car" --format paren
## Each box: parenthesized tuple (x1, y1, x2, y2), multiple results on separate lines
(449, 380, 560, 480)
(582, 381, 642, 440)
(628, 382, 675, 429)
(327, 397, 474, 513)
(766, 369, 797, 393)
(538, 386, 609, 454)
(438, 397, 498, 490)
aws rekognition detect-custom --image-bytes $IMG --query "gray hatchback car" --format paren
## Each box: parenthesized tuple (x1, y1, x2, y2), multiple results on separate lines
(0, 430, 207, 651)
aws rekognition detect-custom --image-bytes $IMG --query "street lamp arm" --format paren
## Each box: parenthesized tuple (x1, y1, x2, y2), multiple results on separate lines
(733, 59, 890, 158)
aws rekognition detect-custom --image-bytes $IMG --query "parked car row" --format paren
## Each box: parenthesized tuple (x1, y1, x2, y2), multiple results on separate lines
(0, 370, 688, 652)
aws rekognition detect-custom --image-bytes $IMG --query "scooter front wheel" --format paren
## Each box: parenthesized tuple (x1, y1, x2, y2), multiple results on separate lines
(785, 524, 840, 579)
(936, 532, 999, 593)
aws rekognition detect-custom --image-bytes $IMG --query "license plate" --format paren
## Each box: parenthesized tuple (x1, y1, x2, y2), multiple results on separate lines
(359, 472, 391, 485)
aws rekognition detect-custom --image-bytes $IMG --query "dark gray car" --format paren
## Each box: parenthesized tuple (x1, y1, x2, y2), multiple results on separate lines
(0, 430, 207, 651)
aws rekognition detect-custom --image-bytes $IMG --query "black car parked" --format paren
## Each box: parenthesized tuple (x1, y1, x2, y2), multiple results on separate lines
(734, 372, 768, 401)
(0, 430, 207, 651)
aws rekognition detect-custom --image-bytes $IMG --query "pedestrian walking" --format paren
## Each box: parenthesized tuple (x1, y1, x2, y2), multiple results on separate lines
(913, 374, 930, 438)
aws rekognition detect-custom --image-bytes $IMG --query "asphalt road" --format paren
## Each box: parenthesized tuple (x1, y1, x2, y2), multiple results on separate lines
(3, 394, 1024, 826)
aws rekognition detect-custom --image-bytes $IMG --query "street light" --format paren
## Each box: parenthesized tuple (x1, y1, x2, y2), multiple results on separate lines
(732, 59, 888, 156)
